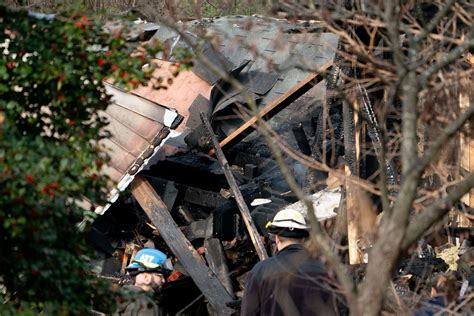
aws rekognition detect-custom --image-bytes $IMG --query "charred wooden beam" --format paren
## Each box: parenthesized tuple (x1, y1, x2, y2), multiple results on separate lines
(147, 177, 179, 211)
(292, 122, 312, 155)
(244, 164, 257, 179)
(145, 153, 228, 191)
(181, 185, 228, 209)
(86, 226, 115, 255)
(183, 219, 209, 241)
(357, 84, 397, 194)
(131, 176, 234, 315)
(201, 113, 269, 261)
(208, 62, 333, 155)
(213, 201, 239, 241)
(204, 238, 234, 299)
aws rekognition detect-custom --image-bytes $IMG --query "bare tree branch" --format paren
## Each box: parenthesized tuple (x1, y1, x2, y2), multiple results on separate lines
(384, 0, 406, 72)
(254, 113, 359, 309)
(415, 103, 474, 176)
(401, 172, 474, 250)
(322, 22, 397, 75)
(412, 0, 457, 45)
(377, 86, 395, 214)
(239, 108, 383, 197)
(358, 4, 420, 315)
(420, 30, 474, 87)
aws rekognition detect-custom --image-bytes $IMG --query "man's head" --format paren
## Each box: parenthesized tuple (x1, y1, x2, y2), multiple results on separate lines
(125, 248, 172, 292)
(274, 235, 305, 251)
(134, 271, 166, 292)
(267, 209, 309, 251)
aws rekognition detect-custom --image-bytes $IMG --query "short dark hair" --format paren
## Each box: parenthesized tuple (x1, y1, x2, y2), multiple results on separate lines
(277, 235, 305, 243)
(268, 227, 308, 238)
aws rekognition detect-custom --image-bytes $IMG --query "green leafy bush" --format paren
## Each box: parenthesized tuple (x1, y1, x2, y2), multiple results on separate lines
(0, 6, 167, 314)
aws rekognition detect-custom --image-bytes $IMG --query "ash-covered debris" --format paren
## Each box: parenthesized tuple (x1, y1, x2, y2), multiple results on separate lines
(82, 15, 473, 315)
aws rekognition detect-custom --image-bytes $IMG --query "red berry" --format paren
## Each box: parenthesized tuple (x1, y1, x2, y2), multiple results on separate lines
(49, 182, 59, 190)
(26, 175, 35, 184)
(97, 58, 106, 66)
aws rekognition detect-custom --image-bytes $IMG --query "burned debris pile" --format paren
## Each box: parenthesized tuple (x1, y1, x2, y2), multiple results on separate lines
(86, 16, 472, 314)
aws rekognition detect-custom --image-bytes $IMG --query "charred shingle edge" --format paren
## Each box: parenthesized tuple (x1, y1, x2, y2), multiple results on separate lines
(94, 84, 183, 215)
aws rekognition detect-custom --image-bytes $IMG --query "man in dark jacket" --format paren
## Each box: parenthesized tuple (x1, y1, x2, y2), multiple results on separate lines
(115, 248, 172, 316)
(241, 209, 340, 316)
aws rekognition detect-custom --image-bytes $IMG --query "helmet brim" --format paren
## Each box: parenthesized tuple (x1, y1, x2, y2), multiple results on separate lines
(126, 266, 172, 277)
(267, 225, 309, 238)
(126, 261, 172, 277)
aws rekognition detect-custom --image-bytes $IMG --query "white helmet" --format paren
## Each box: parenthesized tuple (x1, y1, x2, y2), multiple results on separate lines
(267, 209, 309, 237)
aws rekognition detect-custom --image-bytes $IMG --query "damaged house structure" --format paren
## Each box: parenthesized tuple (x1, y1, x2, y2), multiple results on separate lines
(86, 15, 472, 315)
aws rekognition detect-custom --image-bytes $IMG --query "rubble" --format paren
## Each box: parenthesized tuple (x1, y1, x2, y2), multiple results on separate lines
(84, 15, 473, 315)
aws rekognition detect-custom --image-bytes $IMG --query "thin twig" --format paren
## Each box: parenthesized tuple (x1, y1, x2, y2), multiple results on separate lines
(176, 294, 204, 315)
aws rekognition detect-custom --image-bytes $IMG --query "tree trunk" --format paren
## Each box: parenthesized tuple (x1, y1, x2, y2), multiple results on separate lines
(358, 71, 421, 315)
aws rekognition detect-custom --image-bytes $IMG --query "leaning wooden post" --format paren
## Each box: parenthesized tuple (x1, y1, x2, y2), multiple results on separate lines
(204, 238, 235, 298)
(343, 98, 362, 265)
(131, 176, 234, 315)
(201, 113, 269, 261)
(459, 92, 473, 231)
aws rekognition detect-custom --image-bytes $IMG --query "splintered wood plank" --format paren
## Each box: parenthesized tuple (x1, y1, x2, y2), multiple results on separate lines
(346, 166, 361, 265)
(208, 61, 333, 155)
(460, 92, 473, 227)
(202, 113, 269, 261)
(204, 238, 234, 299)
(131, 176, 234, 315)
(344, 98, 362, 265)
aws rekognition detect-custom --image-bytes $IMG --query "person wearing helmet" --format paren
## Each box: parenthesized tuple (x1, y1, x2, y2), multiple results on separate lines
(114, 248, 172, 316)
(240, 209, 341, 316)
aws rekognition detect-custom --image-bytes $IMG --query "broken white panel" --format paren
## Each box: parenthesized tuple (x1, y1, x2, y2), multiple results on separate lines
(251, 198, 272, 206)
(281, 187, 341, 221)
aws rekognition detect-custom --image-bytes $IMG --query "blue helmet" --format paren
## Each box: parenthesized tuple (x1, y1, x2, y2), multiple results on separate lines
(126, 248, 171, 274)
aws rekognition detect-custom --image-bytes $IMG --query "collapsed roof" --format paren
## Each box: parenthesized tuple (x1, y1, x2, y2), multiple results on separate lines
(98, 15, 340, 211)
(148, 15, 339, 139)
